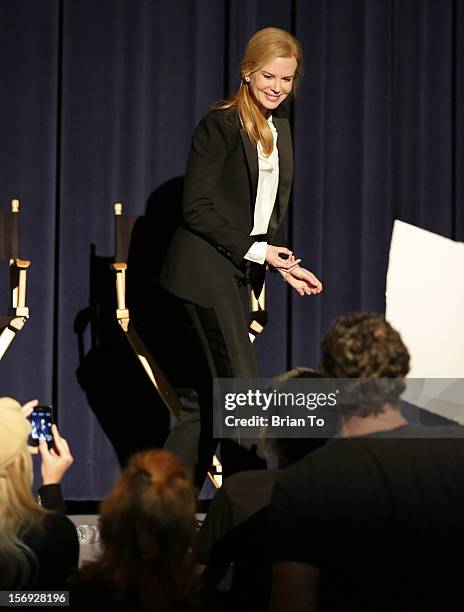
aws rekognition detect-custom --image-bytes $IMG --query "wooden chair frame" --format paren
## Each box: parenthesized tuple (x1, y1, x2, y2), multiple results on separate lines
(0, 199, 30, 361)
(113, 202, 183, 420)
(112, 202, 223, 488)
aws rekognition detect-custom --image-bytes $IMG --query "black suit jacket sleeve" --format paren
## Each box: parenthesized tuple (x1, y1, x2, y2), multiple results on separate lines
(272, 222, 287, 247)
(182, 112, 255, 265)
(38, 484, 66, 513)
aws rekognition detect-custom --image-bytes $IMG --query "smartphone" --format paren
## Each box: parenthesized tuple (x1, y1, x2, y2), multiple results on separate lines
(28, 405, 54, 447)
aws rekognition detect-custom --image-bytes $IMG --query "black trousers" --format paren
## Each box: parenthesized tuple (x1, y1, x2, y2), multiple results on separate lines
(164, 269, 265, 486)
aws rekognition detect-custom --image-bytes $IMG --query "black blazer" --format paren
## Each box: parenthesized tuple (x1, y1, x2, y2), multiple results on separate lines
(160, 105, 293, 308)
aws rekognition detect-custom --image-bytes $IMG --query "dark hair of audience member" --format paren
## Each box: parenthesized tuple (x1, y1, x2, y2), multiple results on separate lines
(268, 367, 339, 465)
(319, 312, 410, 416)
(73, 450, 198, 611)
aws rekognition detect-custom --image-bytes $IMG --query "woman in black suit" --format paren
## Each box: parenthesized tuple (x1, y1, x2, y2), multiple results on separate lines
(160, 27, 322, 483)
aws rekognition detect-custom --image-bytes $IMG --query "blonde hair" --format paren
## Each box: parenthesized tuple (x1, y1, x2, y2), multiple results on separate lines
(0, 448, 45, 588)
(216, 27, 303, 155)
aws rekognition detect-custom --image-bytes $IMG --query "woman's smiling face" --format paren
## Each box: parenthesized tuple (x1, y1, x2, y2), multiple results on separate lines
(247, 56, 297, 115)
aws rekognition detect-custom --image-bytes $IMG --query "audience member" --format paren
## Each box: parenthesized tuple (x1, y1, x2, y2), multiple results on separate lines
(197, 368, 339, 612)
(70, 450, 201, 612)
(270, 312, 464, 612)
(20, 398, 74, 513)
(0, 396, 78, 590)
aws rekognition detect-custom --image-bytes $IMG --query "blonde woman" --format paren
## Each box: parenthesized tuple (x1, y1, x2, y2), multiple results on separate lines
(0, 397, 77, 589)
(160, 28, 322, 482)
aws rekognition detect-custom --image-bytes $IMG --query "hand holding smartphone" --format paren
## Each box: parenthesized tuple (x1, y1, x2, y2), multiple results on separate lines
(28, 405, 54, 448)
(24, 402, 73, 485)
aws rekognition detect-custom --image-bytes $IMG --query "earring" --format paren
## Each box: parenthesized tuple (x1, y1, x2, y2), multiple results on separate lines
(244, 76, 250, 83)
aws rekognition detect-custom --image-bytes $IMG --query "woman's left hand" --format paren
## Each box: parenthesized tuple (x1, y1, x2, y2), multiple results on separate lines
(281, 265, 323, 296)
(21, 399, 40, 455)
(21, 399, 38, 419)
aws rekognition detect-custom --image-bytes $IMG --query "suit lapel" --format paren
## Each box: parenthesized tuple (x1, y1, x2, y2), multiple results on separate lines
(240, 128, 259, 207)
(240, 113, 293, 232)
(271, 115, 293, 231)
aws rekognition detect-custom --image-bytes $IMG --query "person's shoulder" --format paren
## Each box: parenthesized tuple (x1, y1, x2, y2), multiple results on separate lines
(274, 440, 340, 490)
(41, 510, 79, 543)
(272, 104, 290, 120)
(360, 423, 464, 440)
(275, 452, 314, 492)
(196, 106, 240, 133)
(23, 509, 77, 546)
(224, 468, 280, 497)
(22, 510, 79, 588)
(191, 107, 240, 152)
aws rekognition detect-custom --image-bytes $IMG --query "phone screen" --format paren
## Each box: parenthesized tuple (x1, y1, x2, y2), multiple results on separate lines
(28, 406, 53, 447)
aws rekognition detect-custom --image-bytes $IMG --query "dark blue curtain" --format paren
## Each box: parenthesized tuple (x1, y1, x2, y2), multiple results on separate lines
(0, 0, 463, 499)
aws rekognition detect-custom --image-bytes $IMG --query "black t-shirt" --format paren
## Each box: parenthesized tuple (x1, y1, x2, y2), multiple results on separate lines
(197, 469, 280, 564)
(270, 424, 464, 612)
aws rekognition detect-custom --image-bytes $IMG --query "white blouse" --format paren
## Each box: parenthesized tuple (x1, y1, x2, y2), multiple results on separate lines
(244, 115, 279, 265)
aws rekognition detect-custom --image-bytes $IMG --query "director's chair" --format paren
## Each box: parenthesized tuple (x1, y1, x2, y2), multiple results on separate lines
(113, 202, 182, 419)
(0, 199, 30, 361)
(113, 202, 223, 488)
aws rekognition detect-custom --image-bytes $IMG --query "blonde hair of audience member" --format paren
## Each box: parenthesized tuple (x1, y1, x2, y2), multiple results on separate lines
(75, 450, 198, 610)
(216, 27, 303, 155)
(0, 398, 45, 588)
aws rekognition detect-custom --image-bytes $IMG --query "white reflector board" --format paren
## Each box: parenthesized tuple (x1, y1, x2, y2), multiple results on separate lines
(386, 220, 464, 378)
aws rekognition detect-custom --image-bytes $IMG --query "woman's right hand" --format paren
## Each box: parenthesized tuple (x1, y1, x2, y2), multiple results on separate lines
(265, 245, 301, 269)
(39, 424, 74, 485)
